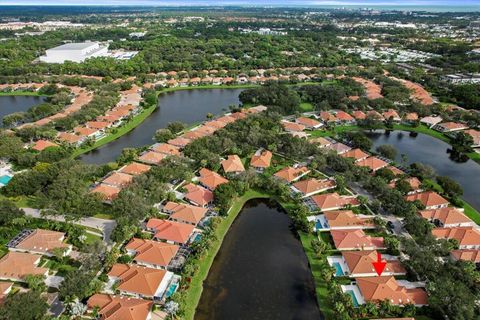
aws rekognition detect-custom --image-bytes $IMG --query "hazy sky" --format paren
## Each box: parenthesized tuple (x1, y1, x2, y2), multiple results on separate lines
(2, 0, 480, 6)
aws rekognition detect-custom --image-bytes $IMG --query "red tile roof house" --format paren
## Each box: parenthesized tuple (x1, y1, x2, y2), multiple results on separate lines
(335, 111, 355, 124)
(388, 177, 423, 194)
(349, 276, 428, 306)
(309, 137, 333, 148)
(433, 122, 469, 133)
(420, 115, 443, 128)
(183, 183, 214, 207)
(102, 172, 134, 188)
(221, 155, 245, 175)
(311, 210, 375, 231)
(403, 112, 419, 124)
(118, 162, 151, 176)
(274, 166, 310, 183)
(57, 132, 84, 146)
(331, 229, 385, 251)
(382, 109, 401, 122)
(137, 151, 166, 166)
(125, 238, 179, 270)
(7, 229, 72, 257)
(419, 207, 474, 228)
(450, 249, 480, 264)
(146, 219, 196, 246)
(464, 129, 480, 148)
(150, 143, 181, 157)
(90, 183, 122, 203)
(167, 137, 192, 149)
(163, 202, 208, 226)
(0, 282, 13, 304)
(341, 148, 369, 162)
(291, 178, 336, 198)
(107, 263, 175, 300)
(281, 120, 306, 133)
(295, 117, 323, 130)
(250, 149, 273, 173)
(87, 294, 153, 320)
(432, 227, 480, 249)
(198, 168, 229, 191)
(352, 110, 367, 121)
(310, 192, 360, 212)
(328, 250, 406, 278)
(405, 191, 449, 210)
(0, 252, 48, 282)
(356, 156, 389, 172)
(325, 142, 352, 155)
(31, 140, 59, 152)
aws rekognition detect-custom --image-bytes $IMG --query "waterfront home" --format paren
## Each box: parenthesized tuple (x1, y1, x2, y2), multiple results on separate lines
(250, 149, 272, 172)
(403, 112, 419, 124)
(97, 114, 122, 127)
(195, 125, 218, 135)
(356, 156, 389, 172)
(325, 142, 352, 155)
(352, 110, 367, 121)
(281, 120, 306, 132)
(102, 172, 134, 188)
(57, 132, 84, 146)
(331, 229, 385, 251)
(341, 148, 369, 162)
(405, 191, 449, 209)
(420, 115, 443, 128)
(432, 227, 480, 249)
(86, 120, 112, 131)
(107, 264, 175, 300)
(90, 183, 121, 203)
(7, 229, 71, 257)
(327, 250, 406, 277)
(138, 151, 166, 166)
(382, 109, 401, 122)
(308, 210, 374, 232)
(385, 166, 405, 177)
(147, 219, 195, 246)
(419, 207, 474, 228)
(164, 202, 208, 226)
(0, 282, 13, 303)
(74, 126, 103, 140)
(388, 177, 422, 194)
(125, 238, 179, 270)
(344, 276, 427, 307)
(167, 137, 192, 149)
(118, 162, 151, 176)
(335, 111, 355, 123)
(291, 178, 336, 198)
(198, 168, 229, 191)
(221, 155, 245, 174)
(310, 192, 360, 211)
(182, 130, 208, 141)
(0, 252, 48, 282)
(464, 129, 480, 148)
(366, 110, 384, 121)
(309, 137, 333, 148)
(151, 143, 182, 157)
(216, 115, 236, 125)
(204, 119, 227, 130)
(295, 117, 323, 130)
(274, 166, 310, 183)
(450, 249, 480, 265)
(183, 183, 214, 207)
(433, 122, 469, 133)
(87, 294, 153, 320)
(31, 140, 59, 152)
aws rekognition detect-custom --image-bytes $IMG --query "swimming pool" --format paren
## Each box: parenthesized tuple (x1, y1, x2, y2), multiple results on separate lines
(0, 175, 12, 186)
(165, 282, 178, 298)
(346, 290, 359, 307)
(315, 220, 326, 230)
(332, 262, 345, 276)
(194, 233, 202, 242)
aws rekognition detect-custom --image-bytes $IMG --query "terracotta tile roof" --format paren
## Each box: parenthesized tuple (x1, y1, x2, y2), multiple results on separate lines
(385, 166, 405, 176)
(335, 111, 354, 121)
(57, 132, 82, 144)
(138, 151, 166, 166)
(356, 276, 428, 305)
(352, 110, 366, 120)
(86, 121, 111, 130)
(292, 178, 336, 195)
(97, 114, 122, 123)
(125, 238, 179, 268)
(356, 156, 389, 172)
(319, 111, 337, 122)
(382, 109, 401, 120)
(311, 192, 360, 211)
(352, 77, 383, 100)
(399, 79, 433, 105)
(419, 207, 472, 226)
(165, 202, 208, 225)
(195, 125, 218, 135)
(198, 168, 229, 190)
(184, 183, 214, 206)
(103, 172, 134, 187)
(91, 184, 121, 201)
(432, 227, 480, 247)
(118, 163, 151, 176)
(331, 229, 384, 250)
(296, 117, 321, 128)
(343, 250, 405, 275)
(204, 120, 227, 129)
(404, 113, 419, 121)
(147, 219, 195, 244)
(405, 191, 449, 208)
(0, 252, 47, 281)
(87, 294, 153, 320)
(250, 150, 272, 168)
(281, 120, 306, 132)
(464, 129, 480, 145)
(108, 264, 169, 297)
(274, 166, 310, 183)
(167, 137, 191, 148)
(324, 210, 374, 229)
(420, 116, 442, 127)
(309, 137, 332, 147)
(0, 282, 13, 303)
(367, 110, 384, 120)
(450, 249, 480, 263)
(229, 112, 247, 120)
(389, 177, 422, 191)
(325, 142, 352, 155)
(106, 108, 130, 118)
(151, 143, 181, 156)
(182, 130, 208, 140)
(436, 122, 468, 131)
(221, 155, 245, 173)
(31, 140, 59, 151)
(73, 127, 99, 137)
(11, 229, 68, 255)
(341, 148, 369, 162)
(216, 115, 236, 124)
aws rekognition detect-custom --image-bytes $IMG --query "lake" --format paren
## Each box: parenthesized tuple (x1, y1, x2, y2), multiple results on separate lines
(195, 199, 322, 320)
(0, 95, 46, 126)
(79, 88, 244, 164)
(368, 130, 480, 211)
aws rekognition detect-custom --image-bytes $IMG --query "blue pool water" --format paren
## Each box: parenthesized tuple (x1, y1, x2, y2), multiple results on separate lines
(0, 175, 12, 185)
(165, 282, 178, 298)
(194, 233, 202, 242)
(332, 262, 344, 276)
(315, 220, 324, 230)
(346, 290, 359, 307)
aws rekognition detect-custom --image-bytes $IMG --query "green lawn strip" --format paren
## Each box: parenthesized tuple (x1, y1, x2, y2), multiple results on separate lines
(300, 102, 314, 112)
(299, 232, 336, 320)
(460, 200, 480, 225)
(158, 84, 257, 94)
(71, 104, 157, 158)
(182, 189, 270, 320)
(0, 91, 47, 97)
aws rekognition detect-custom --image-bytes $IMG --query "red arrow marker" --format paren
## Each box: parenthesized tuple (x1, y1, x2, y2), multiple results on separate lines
(372, 252, 387, 276)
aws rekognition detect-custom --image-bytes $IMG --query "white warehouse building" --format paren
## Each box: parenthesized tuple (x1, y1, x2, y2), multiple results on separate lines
(39, 42, 108, 63)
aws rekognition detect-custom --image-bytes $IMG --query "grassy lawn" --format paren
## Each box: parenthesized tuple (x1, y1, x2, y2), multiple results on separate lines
(158, 84, 257, 94)
(182, 189, 270, 320)
(299, 102, 314, 112)
(393, 124, 451, 144)
(0, 91, 46, 96)
(93, 213, 114, 220)
(71, 104, 158, 158)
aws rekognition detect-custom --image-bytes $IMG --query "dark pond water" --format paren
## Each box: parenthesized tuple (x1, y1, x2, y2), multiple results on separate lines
(195, 199, 322, 320)
(0, 95, 46, 126)
(79, 88, 244, 164)
(367, 130, 480, 211)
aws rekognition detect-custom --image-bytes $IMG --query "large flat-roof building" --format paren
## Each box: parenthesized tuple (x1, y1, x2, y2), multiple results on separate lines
(39, 42, 108, 63)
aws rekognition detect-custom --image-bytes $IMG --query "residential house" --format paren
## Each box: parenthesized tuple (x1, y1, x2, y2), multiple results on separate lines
(310, 192, 360, 211)
(74, 127, 101, 140)
(118, 163, 151, 176)
(138, 151, 166, 166)
(57, 132, 84, 146)
(102, 172, 134, 188)
(309, 137, 333, 148)
(31, 140, 59, 152)
(356, 156, 389, 172)
(341, 148, 369, 162)
(335, 111, 355, 124)
(221, 155, 245, 174)
(151, 143, 181, 157)
(291, 178, 336, 197)
(464, 129, 480, 148)
(281, 120, 306, 133)
(320, 210, 374, 231)
(405, 191, 449, 209)
(0, 252, 48, 282)
(434, 122, 468, 133)
(329, 250, 405, 277)
(198, 168, 228, 191)
(250, 149, 272, 172)
(419, 207, 474, 228)
(420, 116, 443, 128)
(403, 112, 419, 124)
(90, 183, 121, 203)
(183, 183, 214, 207)
(164, 202, 208, 226)
(325, 142, 352, 155)
(388, 177, 422, 194)
(352, 110, 367, 121)
(450, 249, 480, 265)
(331, 229, 385, 251)
(7, 229, 71, 257)
(125, 238, 179, 270)
(146, 219, 195, 246)
(432, 227, 480, 249)
(86, 294, 153, 320)
(274, 166, 310, 183)
(295, 117, 323, 130)
(167, 137, 191, 149)
(382, 109, 401, 122)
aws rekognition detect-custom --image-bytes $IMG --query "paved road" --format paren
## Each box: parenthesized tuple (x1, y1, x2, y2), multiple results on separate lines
(22, 208, 116, 242)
